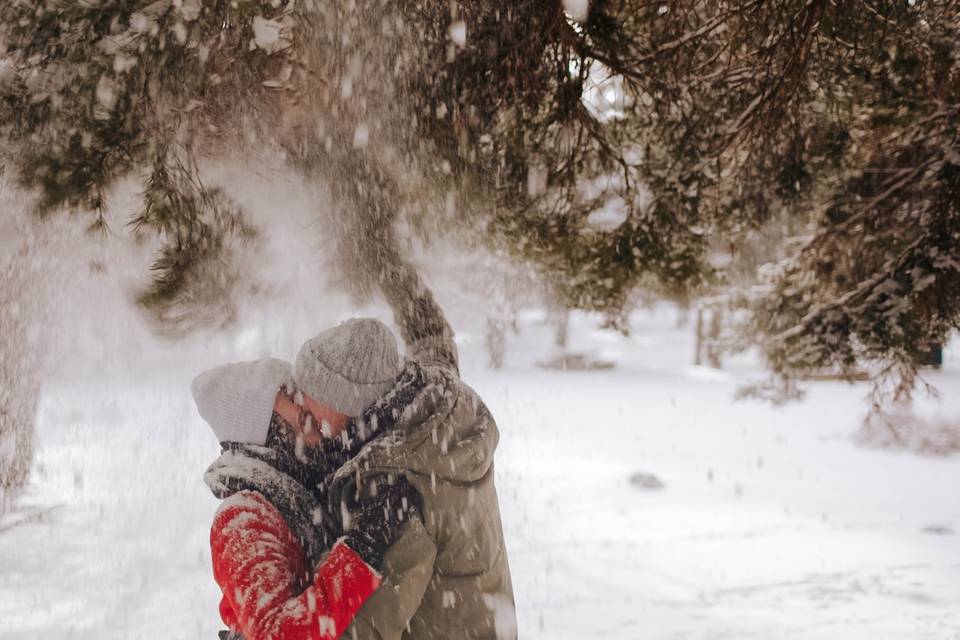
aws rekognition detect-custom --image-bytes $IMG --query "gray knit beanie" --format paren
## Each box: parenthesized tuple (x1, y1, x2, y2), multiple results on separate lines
(293, 318, 402, 417)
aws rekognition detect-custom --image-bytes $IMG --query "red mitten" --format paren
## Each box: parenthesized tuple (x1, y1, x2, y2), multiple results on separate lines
(211, 490, 381, 640)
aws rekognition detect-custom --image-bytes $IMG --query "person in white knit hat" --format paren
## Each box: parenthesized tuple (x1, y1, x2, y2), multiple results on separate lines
(194, 297, 516, 640)
(193, 318, 404, 448)
(192, 318, 429, 640)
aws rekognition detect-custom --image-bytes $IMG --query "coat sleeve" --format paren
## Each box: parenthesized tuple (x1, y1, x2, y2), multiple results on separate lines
(344, 517, 438, 640)
(379, 259, 459, 375)
(211, 490, 381, 640)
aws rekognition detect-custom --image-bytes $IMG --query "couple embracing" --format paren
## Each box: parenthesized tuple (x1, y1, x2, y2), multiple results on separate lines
(191, 307, 515, 640)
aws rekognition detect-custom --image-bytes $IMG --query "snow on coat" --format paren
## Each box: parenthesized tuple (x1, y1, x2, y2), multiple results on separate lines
(331, 362, 517, 640)
(204, 405, 437, 640)
(210, 489, 380, 640)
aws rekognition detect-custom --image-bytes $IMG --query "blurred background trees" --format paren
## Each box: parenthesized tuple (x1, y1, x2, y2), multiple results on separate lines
(1, 0, 958, 506)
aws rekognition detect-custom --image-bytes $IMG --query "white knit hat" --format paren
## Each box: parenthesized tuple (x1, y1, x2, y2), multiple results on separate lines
(294, 318, 402, 417)
(191, 357, 292, 445)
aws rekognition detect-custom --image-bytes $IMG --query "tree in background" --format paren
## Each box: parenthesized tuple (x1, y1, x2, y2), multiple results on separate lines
(679, 2, 960, 402)
(0, 211, 57, 510)
(0, 253, 39, 507)
(1, 1, 959, 493)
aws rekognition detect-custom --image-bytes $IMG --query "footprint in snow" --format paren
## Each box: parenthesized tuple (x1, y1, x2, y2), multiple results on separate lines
(921, 524, 954, 535)
(628, 471, 664, 490)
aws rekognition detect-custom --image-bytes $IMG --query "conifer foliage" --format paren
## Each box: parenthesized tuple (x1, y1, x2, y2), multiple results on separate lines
(0, 0, 957, 398)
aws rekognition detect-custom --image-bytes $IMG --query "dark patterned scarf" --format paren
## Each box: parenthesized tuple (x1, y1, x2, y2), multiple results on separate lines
(203, 360, 428, 565)
(205, 360, 429, 640)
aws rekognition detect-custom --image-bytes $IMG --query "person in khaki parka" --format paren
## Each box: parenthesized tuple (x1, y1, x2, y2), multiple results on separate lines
(335, 266, 516, 640)
(336, 345, 516, 639)
(198, 263, 516, 640)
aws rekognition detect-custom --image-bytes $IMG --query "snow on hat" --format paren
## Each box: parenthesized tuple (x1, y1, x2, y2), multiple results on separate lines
(191, 357, 292, 445)
(294, 318, 402, 417)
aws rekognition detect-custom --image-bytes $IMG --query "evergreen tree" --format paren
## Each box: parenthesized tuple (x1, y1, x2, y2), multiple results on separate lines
(0, 0, 957, 404)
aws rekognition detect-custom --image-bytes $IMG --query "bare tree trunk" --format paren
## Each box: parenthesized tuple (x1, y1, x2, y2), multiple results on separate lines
(485, 318, 506, 369)
(553, 308, 570, 351)
(0, 235, 43, 515)
(707, 307, 723, 369)
(694, 307, 704, 366)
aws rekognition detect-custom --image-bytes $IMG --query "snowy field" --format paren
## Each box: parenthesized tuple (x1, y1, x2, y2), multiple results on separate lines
(2, 304, 960, 640)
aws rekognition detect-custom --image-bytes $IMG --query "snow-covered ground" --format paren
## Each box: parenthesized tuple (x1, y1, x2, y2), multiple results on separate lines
(2, 305, 959, 640)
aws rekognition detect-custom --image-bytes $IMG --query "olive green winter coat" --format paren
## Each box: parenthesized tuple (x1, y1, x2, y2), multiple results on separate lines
(337, 333, 516, 640)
